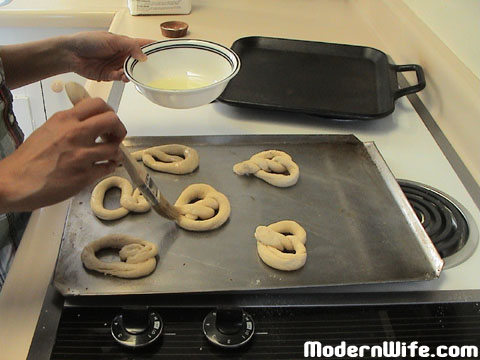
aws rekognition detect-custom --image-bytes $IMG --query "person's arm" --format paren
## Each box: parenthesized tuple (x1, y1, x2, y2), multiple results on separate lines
(0, 31, 154, 213)
(0, 36, 70, 89)
(0, 97, 126, 213)
(0, 31, 151, 89)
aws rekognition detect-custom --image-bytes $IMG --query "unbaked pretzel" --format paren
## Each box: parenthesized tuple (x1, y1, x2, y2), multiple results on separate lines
(233, 150, 299, 187)
(255, 220, 307, 271)
(90, 176, 150, 220)
(131, 144, 199, 174)
(174, 184, 231, 231)
(81, 234, 158, 278)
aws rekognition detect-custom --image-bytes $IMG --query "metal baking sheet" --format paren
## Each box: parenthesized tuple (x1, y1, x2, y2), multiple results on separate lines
(53, 135, 443, 296)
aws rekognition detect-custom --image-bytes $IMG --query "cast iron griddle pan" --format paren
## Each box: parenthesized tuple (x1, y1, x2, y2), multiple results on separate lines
(218, 36, 426, 120)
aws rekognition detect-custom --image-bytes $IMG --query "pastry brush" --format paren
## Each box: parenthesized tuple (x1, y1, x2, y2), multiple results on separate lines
(64, 81, 180, 220)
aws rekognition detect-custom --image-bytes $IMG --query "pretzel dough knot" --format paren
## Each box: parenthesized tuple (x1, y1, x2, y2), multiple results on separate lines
(174, 184, 231, 231)
(81, 234, 159, 278)
(131, 144, 199, 174)
(233, 150, 299, 187)
(90, 176, 150, 220)
(255, 220, 307, 271)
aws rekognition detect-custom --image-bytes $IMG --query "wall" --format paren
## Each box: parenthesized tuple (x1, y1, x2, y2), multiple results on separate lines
(357, 0, 480, 187)
(404, 0, 480, 79)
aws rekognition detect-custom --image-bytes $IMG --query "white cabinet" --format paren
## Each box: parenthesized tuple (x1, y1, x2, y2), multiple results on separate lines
(0, 26, 107, 137)
(41, 74, 86, 120)
(8, 82, 41, 137)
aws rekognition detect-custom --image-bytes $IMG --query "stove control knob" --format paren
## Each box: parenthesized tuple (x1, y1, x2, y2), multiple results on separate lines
(203, 307, 254, 348)
(111, 306, 163, 348)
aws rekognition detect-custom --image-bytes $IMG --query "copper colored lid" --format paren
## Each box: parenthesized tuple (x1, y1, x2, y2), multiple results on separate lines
(160, 21, 189, 38)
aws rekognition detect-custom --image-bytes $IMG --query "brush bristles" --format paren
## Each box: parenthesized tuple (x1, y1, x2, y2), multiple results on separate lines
(152, 193, 181, 220)
(153, 203, 180, 220)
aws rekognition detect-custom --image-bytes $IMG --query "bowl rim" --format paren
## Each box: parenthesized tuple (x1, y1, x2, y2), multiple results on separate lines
(123, 39, 241, 93)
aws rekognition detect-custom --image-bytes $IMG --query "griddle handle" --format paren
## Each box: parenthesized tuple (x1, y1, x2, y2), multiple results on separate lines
(393, 64, 426, 99)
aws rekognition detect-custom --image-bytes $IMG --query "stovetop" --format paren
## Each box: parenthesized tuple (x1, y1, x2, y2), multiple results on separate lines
(398, 179, 476, 268)
(46, 303, 480, 360)
(26, 82, 480, 359)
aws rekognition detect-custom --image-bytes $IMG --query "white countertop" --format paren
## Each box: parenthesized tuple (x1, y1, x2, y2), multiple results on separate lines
(0, 0, 123, 13)
(0, 1, 478, 359)
(0, 1, 123, 27)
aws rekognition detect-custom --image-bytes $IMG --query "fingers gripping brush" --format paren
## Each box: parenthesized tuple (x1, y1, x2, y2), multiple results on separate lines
(64, 81, 180, 220)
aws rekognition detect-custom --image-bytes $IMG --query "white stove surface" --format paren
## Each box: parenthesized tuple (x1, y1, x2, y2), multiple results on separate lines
(117, 82, 480, 293)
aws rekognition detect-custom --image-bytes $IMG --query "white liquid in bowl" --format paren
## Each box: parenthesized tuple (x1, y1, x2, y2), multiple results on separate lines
(147, 75, 211, 90)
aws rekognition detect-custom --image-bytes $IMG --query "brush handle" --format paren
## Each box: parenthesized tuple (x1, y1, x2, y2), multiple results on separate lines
(119, 143, 150, 189)
(64, 83, 146, 183)
(121, 145, 161, 207)
(64, 81, 179, 220)
(65, 82, 155, 198)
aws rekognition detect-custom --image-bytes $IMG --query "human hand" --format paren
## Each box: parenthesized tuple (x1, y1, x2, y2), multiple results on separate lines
(0, 98, 126, 212)
(66, 31, 154, 82)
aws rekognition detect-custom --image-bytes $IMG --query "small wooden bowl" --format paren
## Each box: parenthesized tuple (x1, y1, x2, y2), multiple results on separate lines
(160, 21, 189, 38)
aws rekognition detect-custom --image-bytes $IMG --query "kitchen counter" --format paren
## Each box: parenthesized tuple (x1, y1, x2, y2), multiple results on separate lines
(0, 1, 479, 359)
(0, 0, 123, 27)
